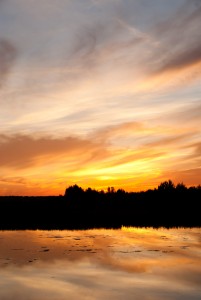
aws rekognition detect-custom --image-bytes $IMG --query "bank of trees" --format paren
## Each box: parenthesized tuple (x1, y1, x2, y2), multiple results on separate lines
(0, 180, 200, 229)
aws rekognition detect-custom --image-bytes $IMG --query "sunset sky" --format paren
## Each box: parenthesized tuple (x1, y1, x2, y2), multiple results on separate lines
(0, 0, 201, 195)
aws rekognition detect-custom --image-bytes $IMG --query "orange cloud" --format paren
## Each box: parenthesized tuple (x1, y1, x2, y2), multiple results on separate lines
(0, 134, 108, 169)
(0, 116, 200, 195)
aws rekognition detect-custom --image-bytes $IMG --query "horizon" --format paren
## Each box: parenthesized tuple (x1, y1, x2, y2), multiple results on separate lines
(1, 0, 201, 196)
(0, 180, 200, 197)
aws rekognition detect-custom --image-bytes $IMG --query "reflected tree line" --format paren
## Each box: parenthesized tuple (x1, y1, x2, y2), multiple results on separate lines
(0, 180, 200, 229)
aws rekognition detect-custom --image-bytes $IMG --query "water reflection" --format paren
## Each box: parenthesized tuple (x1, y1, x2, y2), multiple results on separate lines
(0, 228, 200, 299)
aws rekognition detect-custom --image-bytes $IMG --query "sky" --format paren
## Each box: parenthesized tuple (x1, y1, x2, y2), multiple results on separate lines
(0, 0, 201, 195)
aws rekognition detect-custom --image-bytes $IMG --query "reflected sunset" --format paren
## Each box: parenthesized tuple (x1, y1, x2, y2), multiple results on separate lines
(0, 228, 200, 300)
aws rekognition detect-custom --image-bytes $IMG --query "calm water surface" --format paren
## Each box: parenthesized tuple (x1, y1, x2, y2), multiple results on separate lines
(0, 228, 200, 300)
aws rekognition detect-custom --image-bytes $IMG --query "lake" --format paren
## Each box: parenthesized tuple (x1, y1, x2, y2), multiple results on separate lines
(0, 228, 200, 299)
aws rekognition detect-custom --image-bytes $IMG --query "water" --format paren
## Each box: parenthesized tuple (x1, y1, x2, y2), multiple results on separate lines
(0, 228, 200, 300)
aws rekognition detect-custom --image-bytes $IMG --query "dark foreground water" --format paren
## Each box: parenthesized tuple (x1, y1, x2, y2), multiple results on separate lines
(0, 228, 200, 300)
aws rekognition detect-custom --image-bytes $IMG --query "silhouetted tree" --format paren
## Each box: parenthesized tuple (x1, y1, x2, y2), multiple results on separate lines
(64, 184, 84, 199)
(158, 180, 175, 192)
(107, 187, 115, 193)
(176, 182, 187, 191)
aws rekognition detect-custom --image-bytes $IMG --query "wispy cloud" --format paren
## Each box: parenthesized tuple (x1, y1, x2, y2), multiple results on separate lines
(0, 0, 201, 193)
(0, 134, 108, 169)
(0, 39, 17, 88)
(149, 3, 201, 76)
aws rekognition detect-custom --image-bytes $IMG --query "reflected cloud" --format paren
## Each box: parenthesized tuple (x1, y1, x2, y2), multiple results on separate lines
(0, 228, 200, 300)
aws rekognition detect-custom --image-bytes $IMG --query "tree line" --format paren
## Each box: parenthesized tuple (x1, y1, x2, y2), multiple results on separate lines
(0, 180, 200, 229)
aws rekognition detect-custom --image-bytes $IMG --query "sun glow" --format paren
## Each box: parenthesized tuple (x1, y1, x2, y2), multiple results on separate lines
(0, 0, 201, 195)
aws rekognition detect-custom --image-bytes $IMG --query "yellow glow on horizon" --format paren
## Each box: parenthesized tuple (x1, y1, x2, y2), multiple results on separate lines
(121, 227, 153, 234)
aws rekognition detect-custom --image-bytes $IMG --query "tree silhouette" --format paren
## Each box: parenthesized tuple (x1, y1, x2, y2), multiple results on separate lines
(176, 182, 187, 191)
(64, 184, 84, 199)
(0, 180, 200, 229)
(158, 180, 175, 192)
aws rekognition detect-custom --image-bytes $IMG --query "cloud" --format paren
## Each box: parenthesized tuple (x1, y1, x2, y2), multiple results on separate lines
(0, 134, 108, 169)
(91, 121, 144, 142)
(159, 167, 201, 187)
(61, 16, 148, 88)
(1, 0, 201, 97)
(191, 142, 201, 159)
(166, 103, 201, 124)
(0, 1, 200, 194)
(62, 0, 201, 92)
(0, 176, 27, 185)
(0, 39, 17, 87)
(155, 43, 201, 74)
(149, 3, 201, 77)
